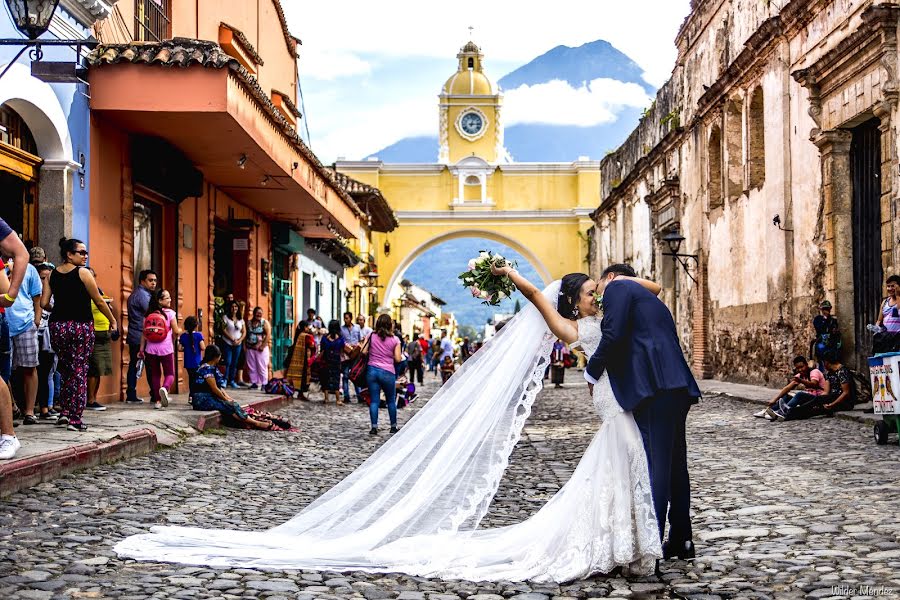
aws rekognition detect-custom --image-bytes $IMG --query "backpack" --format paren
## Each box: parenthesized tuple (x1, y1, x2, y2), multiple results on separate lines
(849, 369, 871, 406)
(143, 311, 170, 344)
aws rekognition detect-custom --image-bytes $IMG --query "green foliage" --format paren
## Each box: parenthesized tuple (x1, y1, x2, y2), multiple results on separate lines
(660, 109, 681, 130)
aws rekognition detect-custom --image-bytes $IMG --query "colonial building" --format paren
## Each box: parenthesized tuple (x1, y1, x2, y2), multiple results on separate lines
(335, 41, 600, 303)
(86, 0, 374, 400)
(0, 0, 110, 254)
(591, 0, 900, 384)
(391, 281, 449, 341)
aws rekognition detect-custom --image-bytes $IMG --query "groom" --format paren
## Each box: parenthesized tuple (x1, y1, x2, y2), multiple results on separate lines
(584, 264, 700, 560)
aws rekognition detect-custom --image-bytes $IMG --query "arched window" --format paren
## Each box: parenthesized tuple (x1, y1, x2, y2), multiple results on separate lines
(725, 99, 743, 200)
(0, 104, 39, 247)
(467, 57, 474, 69)
(748, 87, 765, 189)
(708, 124, 723, 209)
(464, 175, 480, 185)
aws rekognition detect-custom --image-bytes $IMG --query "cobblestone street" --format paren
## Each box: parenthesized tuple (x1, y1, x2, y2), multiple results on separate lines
(1, 376, 898, 600)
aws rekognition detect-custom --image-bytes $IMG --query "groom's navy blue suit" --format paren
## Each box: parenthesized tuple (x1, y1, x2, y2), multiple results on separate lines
(585, 279, 700, 544)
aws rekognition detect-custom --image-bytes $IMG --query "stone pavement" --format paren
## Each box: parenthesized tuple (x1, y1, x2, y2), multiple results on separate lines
(0, 374, 898, 600)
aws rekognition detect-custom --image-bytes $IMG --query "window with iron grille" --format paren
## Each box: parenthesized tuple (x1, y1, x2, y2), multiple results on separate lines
(134, 0, 171, 42)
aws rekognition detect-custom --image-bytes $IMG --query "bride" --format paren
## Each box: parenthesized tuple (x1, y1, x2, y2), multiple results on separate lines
(114, 270, 664, 582)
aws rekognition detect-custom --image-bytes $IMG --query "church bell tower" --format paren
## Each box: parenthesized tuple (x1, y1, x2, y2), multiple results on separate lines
(439, 40, 507, 164)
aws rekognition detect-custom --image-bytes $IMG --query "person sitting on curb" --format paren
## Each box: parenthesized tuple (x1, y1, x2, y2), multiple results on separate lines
(191, 344, 275, 430)
(755, 356, 825, 421)
(770, 352, 855, 421)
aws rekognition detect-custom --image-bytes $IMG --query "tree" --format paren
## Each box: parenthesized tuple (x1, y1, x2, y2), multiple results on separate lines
(514, 299, 522, 314)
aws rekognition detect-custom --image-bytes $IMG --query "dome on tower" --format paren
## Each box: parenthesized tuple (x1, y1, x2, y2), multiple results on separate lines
(441, 40, 498, 96)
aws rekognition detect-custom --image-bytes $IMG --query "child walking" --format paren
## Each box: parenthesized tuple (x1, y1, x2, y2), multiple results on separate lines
(179, 315, 205, 403)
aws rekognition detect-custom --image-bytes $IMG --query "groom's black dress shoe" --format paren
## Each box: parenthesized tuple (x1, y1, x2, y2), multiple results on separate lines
(662, 539, 695, 560)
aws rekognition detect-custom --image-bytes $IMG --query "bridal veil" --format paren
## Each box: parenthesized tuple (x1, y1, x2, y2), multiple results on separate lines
(114, 282, 562, 569)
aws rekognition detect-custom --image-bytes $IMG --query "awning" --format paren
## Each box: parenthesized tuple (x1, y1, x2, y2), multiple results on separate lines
(328, 169, 398, 233)
(305, 237, 363, 268)
(88, 39, 362, 239)
(272, 222, 305, 254)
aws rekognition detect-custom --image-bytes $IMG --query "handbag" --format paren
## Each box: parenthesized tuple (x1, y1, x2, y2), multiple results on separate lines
(348, 335, 370, 388)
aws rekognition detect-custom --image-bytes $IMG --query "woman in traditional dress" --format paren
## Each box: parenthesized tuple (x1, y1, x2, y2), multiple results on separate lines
(284, 320, 315, 400)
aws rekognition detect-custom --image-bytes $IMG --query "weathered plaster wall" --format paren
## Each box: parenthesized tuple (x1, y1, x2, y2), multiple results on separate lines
(591, 0, 895, 384)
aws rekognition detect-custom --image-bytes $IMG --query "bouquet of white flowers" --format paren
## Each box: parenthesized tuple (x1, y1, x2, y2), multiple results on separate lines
(458, 251, 517, 306)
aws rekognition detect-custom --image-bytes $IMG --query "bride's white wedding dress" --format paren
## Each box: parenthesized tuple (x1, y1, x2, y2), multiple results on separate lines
(114, 284, 661, 582)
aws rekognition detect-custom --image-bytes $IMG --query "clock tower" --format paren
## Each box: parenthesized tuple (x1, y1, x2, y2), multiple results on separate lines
(439, 41, 507, 165)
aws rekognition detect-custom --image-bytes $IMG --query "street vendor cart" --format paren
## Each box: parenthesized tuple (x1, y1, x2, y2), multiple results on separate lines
(868, 353, 900, 445)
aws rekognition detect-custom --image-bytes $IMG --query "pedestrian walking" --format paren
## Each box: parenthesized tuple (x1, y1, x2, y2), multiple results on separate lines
(221, 301, 246, 388)
(42, 237, 117, 432)
(339, 312, 362, 402)
(179, 315, 205, 402)
(363, 314, 402, 435)
(126, 269, 157, 403)
(34, 261, 57, 419)
(140, 288, 181, 410)
(244, 306, 270, 389)
(439, 355, 455, 385)
(0, 219, 30, 459)
(6, 255, 43, 424)
(407, 335, 424, 384)
(550, 339, 567, 388)
(85, 267, 117, 412)
(319, 319, 347, 405)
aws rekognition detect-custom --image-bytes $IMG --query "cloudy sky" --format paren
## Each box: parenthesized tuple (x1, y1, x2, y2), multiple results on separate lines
(282, 1, 692, 162)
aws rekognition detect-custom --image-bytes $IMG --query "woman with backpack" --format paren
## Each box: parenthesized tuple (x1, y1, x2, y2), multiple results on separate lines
(40, 238, 117, 432)
(140, 289, 182, 410)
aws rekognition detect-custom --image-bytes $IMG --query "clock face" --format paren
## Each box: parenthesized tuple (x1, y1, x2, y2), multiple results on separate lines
(460, 111, 484, 136)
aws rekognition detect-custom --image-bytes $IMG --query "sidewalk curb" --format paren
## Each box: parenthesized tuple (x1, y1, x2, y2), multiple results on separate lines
(704, 388, 881, 427)
(1, 394, 294, 498)
(194, 394, 293, 431)
(0, 428, 158, 498)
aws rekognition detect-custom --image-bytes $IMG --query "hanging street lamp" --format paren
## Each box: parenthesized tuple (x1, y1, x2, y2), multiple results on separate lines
(660, 229, 699, 284)
(6, 0, 59, 39)
(1, 0, 99, 82)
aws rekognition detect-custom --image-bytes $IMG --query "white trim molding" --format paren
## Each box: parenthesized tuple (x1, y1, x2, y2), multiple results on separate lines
(59, 0, 117, 27)
(396, 209, 588, 220)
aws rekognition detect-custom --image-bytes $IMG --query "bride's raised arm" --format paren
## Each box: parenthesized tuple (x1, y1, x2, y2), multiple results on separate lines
(490, 265, 579, 345)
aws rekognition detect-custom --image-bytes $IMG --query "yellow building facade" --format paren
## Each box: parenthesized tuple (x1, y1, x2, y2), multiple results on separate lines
(335, 41, 600, 303)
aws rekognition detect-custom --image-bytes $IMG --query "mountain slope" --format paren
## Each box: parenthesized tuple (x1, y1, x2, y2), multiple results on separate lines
(498, 39, 652, 93)
(402, 238, 542, 331)
(374, 110, 642, 162)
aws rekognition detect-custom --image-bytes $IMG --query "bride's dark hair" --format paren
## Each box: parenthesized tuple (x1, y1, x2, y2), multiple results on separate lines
(557, 273, 590, 319)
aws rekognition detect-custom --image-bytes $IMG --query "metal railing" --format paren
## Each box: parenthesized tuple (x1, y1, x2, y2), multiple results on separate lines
(134, 0, 171, 42)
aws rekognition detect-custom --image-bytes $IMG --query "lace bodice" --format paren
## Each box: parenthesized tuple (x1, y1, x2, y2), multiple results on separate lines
(575, 315, 624, 421)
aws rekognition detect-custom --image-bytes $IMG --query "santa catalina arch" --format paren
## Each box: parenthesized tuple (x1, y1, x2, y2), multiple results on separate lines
(335, 40, 600, 302)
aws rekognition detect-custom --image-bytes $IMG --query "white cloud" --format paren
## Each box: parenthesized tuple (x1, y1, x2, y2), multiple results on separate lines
(285, 1, 692, 161)
(285, 1, 691, 86)
(299, 48, 372, 80)
(503, 78, 652, 127)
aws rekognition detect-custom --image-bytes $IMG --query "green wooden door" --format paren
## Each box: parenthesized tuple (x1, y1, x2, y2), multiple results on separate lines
(272, 249, 294, 370)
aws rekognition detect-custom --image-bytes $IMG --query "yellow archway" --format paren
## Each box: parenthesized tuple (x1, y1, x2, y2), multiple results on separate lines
(382, 228, 554, 301)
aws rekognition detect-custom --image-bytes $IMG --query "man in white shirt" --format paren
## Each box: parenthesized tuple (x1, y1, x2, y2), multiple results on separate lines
(440, 331, 454, 362)
(357, 314, 373, 339)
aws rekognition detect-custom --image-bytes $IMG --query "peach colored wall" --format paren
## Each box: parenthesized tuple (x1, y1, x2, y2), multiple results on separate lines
(89, 117, 128, 403)
(90, 121, 274, 403)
